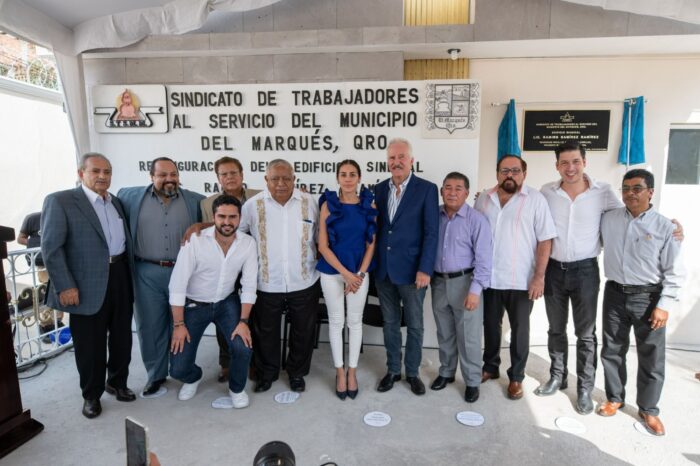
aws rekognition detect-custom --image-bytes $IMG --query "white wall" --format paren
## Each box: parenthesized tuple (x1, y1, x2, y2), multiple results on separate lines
(470, 55, 700, 347)
(0, 88, 77, 252)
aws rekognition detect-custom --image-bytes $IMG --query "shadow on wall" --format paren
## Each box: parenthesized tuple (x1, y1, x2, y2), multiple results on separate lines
(667, 288, 700, 346)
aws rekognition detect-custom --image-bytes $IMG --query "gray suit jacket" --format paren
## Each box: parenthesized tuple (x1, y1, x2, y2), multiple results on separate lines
(41, 186, 133, 315)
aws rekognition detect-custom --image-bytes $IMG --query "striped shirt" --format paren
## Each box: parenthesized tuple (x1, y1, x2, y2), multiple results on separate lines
(388, 172, 412, 222)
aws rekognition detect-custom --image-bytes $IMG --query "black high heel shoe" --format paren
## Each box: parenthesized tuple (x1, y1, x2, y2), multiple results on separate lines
(347, 371, 358, 400)
(336, 375, 347, 400)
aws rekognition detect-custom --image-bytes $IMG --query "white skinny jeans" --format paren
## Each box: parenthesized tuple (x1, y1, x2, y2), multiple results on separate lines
(320, 272, 369, 368)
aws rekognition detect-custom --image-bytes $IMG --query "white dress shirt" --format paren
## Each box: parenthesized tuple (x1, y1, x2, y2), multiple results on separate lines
(168, 227, 258, 306)
(541, 175, 623, 262)
(475, 184, 557, 291)
(601, 207, 684, 311)
(239, 188, 320, 293)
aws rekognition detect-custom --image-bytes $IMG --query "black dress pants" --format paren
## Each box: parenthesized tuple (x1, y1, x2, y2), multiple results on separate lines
(69, 260, 133, 400)
(252, 280, 321, 381)
(543, 258, 600, 391)
(482, 289, 533, 382)
(601, 282, 665, 416)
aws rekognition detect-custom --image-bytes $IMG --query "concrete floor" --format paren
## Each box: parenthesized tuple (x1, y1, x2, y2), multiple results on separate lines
(6, 336, 700, 466)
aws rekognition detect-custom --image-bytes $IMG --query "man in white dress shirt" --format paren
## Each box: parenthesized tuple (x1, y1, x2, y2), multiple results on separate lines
(536, 140, 622, 414)
(475, 155, 557, 400)
(239, 159, 321, 393)
(168, 195, 257, 408)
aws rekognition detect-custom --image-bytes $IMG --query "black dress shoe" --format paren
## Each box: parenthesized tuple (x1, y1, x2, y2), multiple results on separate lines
(105, 384, 136, 402)
(289, 376, 306, 392)
(430, 375, 455, 391)
(464, 386, 480, 403)
(142, 379, 166, 397)
(406, 376, 426, 395)
(82, 399, 102, 419)
(254, 380, 273, 393)
(576, 389, 594, 415)
(377, 373, 401, 392)
(534, 377, 568, 396)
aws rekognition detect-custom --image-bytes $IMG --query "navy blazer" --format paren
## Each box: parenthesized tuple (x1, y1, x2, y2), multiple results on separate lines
(41, 187, 133, 315)
(117, 184, 204, 265)
(374, 175, 439, 285)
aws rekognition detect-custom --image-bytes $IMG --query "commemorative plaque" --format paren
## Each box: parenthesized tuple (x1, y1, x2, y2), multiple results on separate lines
(523, 110, 610, 151)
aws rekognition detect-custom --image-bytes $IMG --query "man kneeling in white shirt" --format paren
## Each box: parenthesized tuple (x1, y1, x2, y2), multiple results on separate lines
(168, 195, 258, 408)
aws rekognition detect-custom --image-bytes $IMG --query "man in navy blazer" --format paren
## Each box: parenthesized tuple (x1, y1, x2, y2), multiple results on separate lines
(118, 157, 204, 398)
(374, 138, 439, 395)
(42, 153, 135, 418)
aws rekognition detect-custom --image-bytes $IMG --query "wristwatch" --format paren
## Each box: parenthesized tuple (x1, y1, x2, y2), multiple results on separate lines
(356, 272, 366, 278)
(240, 318, 250, 325)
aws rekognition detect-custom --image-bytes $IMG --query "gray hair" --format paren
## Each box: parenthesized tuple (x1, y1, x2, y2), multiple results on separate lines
(79, 152, 111, 170)
(266, 158, 294, 175)
(386, 138, 412, 156)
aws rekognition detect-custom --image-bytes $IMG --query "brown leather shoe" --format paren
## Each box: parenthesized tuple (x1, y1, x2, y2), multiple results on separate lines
(481, 371, 500, 384)
(639, 411, 666, 436)
(695, 372, 700, 382)
(507, 381, 523, 400)
(596, 400, 624, 417)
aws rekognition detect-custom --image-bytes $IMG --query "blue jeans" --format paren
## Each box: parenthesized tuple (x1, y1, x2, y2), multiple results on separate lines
(376, 277, 426, 377)
(170, 293, 252, 393)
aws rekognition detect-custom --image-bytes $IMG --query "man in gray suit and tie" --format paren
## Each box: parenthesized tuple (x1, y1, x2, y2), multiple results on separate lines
(41, 153, 135, 419)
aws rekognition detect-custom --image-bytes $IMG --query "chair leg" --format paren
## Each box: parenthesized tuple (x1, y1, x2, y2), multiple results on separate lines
(281, 312, 289, 370)
(314, 316, 321, 349)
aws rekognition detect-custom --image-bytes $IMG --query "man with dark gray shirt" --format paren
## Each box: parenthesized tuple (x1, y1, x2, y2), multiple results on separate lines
(118, 157, 204, 398)
(597, 169, 684, 437)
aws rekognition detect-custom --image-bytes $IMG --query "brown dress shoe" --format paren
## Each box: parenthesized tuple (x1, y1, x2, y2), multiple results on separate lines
(507, 381, 523, 400)
(481, 371, 500, 383)
(639, 412, 665, 436)
(695, 372, 700, 381)
(217, 367, 229, 383)
(596, 400, 624, 417)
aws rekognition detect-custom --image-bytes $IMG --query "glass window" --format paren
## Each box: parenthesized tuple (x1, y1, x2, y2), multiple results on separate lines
(666, 128, 700, 185)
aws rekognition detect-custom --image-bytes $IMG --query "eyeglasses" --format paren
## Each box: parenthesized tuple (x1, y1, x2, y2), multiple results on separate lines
(499, 168, 523, 176)
(620, 185, 650, 194)
(219, 170, 241, 178)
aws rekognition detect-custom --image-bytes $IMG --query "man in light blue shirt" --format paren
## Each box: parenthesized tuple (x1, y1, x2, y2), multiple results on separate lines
(430, 172, 492, 403)
(597, 169, 684, 437)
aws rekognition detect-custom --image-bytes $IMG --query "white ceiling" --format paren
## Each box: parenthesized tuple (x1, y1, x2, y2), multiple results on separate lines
(17, 0, 700, 32)
(22, 0, 172, 28)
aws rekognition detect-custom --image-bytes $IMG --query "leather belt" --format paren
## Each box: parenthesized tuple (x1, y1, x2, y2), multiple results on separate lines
(136, 257, 176, 267)
(608, 281, 662, 294)
(434, 267, 474, 279)
(550, 257, 597, 271)
(185, 298, 213, 307)
(109, 252, 127, 264)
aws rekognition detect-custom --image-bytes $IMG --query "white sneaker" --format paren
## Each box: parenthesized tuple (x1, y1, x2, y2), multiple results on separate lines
(230, 389, 249, 409)
(178, 380, 201, 401)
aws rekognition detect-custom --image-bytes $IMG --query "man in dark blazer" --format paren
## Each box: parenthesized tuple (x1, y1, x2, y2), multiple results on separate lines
(41, 153, 134, 419)
(374, 138, 439, 395)
(118, 157, 204, 398)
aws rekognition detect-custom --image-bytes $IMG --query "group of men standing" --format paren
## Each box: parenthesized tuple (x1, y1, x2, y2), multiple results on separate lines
(39, 139, 683, 437)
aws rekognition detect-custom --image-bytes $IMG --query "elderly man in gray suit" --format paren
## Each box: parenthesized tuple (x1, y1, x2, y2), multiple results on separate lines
(41, 153, 134, 419)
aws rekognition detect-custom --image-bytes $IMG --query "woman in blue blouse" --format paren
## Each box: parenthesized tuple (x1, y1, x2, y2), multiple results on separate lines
(317, 160, 377, 400)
